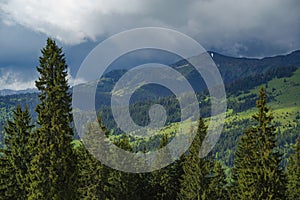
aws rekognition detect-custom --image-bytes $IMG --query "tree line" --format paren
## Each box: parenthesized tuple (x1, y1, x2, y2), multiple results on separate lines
(0, 39, 299, 199)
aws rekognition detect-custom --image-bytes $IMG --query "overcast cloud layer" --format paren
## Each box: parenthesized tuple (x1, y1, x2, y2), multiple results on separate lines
(0, 0, 299, 89)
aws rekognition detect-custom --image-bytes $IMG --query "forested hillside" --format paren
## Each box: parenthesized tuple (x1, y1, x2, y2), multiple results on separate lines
(0, 66, 299, 168)
(0, 39, 299, 199)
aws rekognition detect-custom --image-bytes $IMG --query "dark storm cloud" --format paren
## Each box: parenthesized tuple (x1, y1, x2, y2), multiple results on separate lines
(0, 0, 299, 89)
(0, 0, 299, 56)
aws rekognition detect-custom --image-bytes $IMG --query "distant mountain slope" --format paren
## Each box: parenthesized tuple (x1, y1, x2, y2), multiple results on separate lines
(213, 67, 300, 167)
(173, 50, 300, 86)
(77, 50, 300, 107)
(1, 50, 300, 152)
(0, 88, 37, 96)
(213, 50, 300, 82)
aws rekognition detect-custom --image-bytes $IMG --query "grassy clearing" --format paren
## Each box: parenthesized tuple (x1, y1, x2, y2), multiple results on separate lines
(231, 69, 299, 131)
(103, 69, 300, 154)
(162, 69, 300, 135)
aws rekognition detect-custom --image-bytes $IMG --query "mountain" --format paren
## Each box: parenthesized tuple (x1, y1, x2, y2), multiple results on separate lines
(0, 88, 37, 96)
(75, 50, 300, 108)
(2, 49, 300, 117)
(0, 50, 300, 167)
(172, 50, 300, 86)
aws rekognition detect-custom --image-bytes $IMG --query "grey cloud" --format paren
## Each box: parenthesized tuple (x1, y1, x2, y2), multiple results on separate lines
(0, 0, 299, 57)
(0, 67, 37, 90)
(0, 0, 300, 65)
(0, 21, 46, 65)
(181, 0, 300, 57)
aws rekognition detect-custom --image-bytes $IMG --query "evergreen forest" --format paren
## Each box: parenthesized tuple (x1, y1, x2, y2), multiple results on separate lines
(0, 38, 299, 200)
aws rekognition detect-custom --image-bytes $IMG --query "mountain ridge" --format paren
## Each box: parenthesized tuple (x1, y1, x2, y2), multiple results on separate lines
(1, 50, 300, 97)
(0, 88, 37, 96)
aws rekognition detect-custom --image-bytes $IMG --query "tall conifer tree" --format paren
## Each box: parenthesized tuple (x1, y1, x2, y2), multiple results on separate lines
(75, 141, 107, 199)
(231, 87, 286, 200)
(0, 105, 32, 199)
(286, 136, 300, 200)
(28, 38, 76, 199)
(150, 134, 182, 199)
(107, 135, 142, 200)
(75, 120, 110, 199)
(207, 161, 228, 200)
(179, 117, 211, 200)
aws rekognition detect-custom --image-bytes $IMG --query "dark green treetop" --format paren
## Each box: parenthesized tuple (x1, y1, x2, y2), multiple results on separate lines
(179, 117, 212, 200)
(231, 87, 286, 200)
(27, 38, 76, 200)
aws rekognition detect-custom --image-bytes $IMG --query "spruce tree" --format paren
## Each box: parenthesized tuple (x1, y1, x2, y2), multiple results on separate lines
(107, 135, 141, 200)
(207, 161, 229, 200)
(230, 128, 258, 199)
(0, 105, 33, 199)
(27, 38, 76, 199)
(150, 134, 182, 200)
(75, 120, 110, 199)
(231, 87, 286, 200)
(75, 141, 107, 199)
(179, 117, 211, 200)
(286, 136, 300, 200)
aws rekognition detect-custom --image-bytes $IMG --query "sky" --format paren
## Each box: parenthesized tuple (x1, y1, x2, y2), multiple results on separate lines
(0, 0, 299, 90)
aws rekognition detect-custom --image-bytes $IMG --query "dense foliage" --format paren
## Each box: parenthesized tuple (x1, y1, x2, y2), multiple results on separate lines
(0, 105, 32, 199)
(286, 137, 300, 200)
